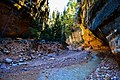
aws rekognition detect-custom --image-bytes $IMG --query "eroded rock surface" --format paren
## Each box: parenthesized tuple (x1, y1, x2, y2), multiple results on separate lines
(77, 0, 120, 62)
(0, 0, 48, 38)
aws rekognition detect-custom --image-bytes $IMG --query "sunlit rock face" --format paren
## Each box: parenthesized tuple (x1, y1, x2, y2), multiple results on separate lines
(78, 0, 110, 50)
(82, 0, 120, 61)
(87, 0, 120, 54)
(78, 0, 120, 54)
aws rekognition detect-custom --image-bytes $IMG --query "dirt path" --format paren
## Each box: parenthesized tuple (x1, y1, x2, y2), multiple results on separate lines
(0, 50, 100, 80)
(0, 50, 120, 80)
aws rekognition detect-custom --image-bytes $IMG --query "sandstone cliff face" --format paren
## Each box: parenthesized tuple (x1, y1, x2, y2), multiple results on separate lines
(78, 0, 109, 50)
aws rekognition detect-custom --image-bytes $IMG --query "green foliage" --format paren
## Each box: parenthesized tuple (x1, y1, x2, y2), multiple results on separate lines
(39, 11, 67, 43)
(27, 0, 79, 43)
(29, 19, 41, 39)
(40, 23, 52, 41)
(52, 11, 56, 19)
(49, 11, 63, 42)
(61, 0, 80, 37)
(29, 27, 39, 38)
(39, 0, 80, 43)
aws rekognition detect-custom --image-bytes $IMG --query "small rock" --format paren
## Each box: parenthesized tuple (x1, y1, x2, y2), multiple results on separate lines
(51, 65, 54, 68)
(47, 54, 53, 57)
(30, 50, 35, 53)
(41, 57, 44, 60)
(113, 76, 117, 79)
(46, 66, 49, 69)
(102, 74, 105, 77)
(23, 57, 27, 60)
(19, 55, 22, 58)
(96, 74, 100, 77)
(20, 53, 24, 55)
(12, 63, 18, 66)
(22, 68, 28, 71)
(47, 53, 56, 57)
(5, 58, 12, 63)
(104, 67, 109, 70)
(19, 58, 24, 62)
(18, 62, 27, 65)
(3, 48, 10, 54)
(31, 54, 35, 59)
(84, 57, 87, 60)
(38, 54, 41, 57)
(50, 58, 55, 60)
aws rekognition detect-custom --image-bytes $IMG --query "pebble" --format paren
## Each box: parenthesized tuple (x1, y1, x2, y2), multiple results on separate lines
(22, 68, 28, 71)
(18, 62, 27, 65)
(41, 57, 45, 60)
(47, 53, 55, 57)
(104, 66, 109, 70)
(3, 48, 10, 54)
(19, 55, 22, 58)
(23, 57, 27, 60)
(30, 50, 35, 53)
(51, 65, 54, 68)
(50, 58, 55, 60)
(31, 54, 35, 59)
(5, 58, 12, 63)
(12, 63, 18, 66)
(38, 54, 41, 57)
(46, 66, 50, 69)
(113, 76, 117, 79)
(20, 53, 24, 55)
(19, 58, 24, 62)
(96, 74, 100, 77)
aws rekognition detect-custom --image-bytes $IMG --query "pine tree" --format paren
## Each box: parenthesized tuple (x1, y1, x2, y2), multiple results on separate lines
(61, 0, 79, 37)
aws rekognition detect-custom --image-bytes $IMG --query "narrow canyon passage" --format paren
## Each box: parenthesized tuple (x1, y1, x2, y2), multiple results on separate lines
(1, 49, 101, 80)
(0, 0, 120, 80)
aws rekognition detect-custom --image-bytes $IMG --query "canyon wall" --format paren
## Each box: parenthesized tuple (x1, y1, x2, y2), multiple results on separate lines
(0, 0, 48, 38)
(87, 0, 120, 54)
(78, 0, 120, 62)
(78, 0, 109, 50)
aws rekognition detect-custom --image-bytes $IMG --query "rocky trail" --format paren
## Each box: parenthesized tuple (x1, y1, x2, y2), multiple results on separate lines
(1, 50, 120, 80)
(0, 0, 120, 80)
(0, 39, 120, 80)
